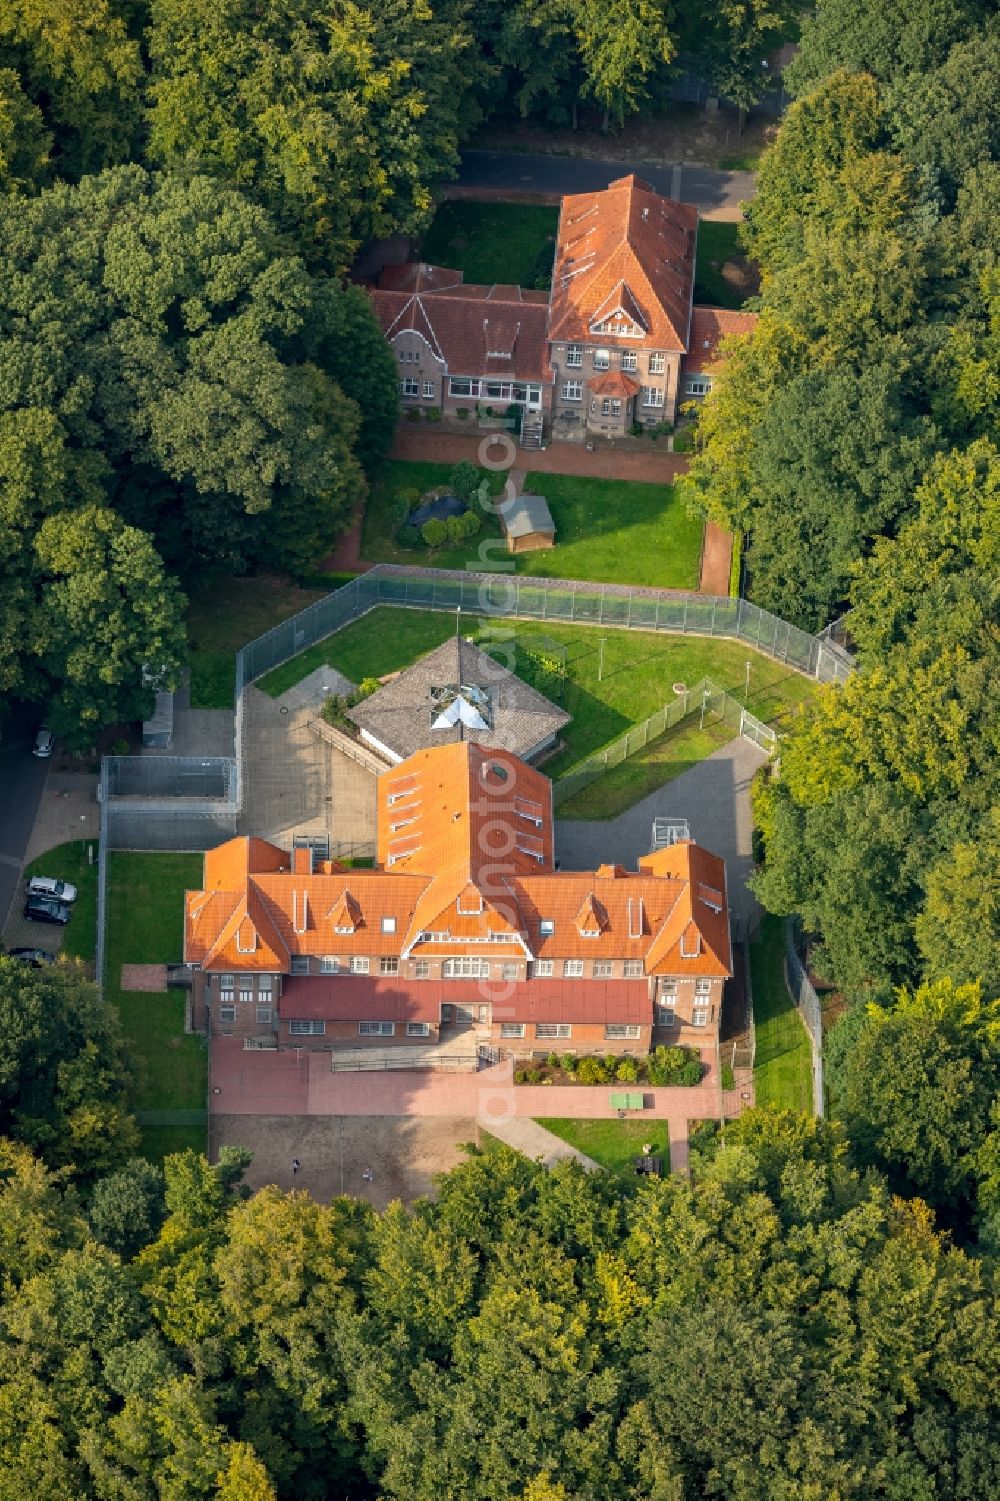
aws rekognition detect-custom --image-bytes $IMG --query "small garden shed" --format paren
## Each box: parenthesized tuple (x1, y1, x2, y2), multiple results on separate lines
(498, 492, 556, 554)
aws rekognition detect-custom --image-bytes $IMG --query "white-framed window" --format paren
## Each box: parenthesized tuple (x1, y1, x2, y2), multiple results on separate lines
(621, 350, 638, 372)
(566, 344, 583, 367)
(239, 987, 253, 1004)
(350, 956, 370, 974)
(593, 961, 613, 979)
(380, 956, 400, 975)
(624, 960, 643, 978)
(219, 1005, 237, 1024)
(258, 974, 273, 995)
(605, 1024, 641, 1040)
(642, 386, 664, 408)
(693, 1008, 709, 1027)
(685, 376, 711, 396)
(695, 978, 712, 996)
(414, 961, 430, 979)
(449, 377, 477, 397)
(422, 381, 435, 399)
(563, 959, 584, 978)
(219, 973, 234, 988)
(534, 959, 554, 978)
(500, 1022, 525, 1038)
(381, 916, 396, 934)
(289, 1019, 325, 1036)
(320, 956, 339, 974)
(256, 1004, 273, 1024)
(500, 962, 518, 981)
(562, 380, 582, 402)
(649, 352, 665, 374)
(600, 398, 621, 416)
(290, 956, 309, 975)
(593, 348, 610, 370)
(539, 919, 555, 936)
(537, 1023, 571, 1039)
(442, 957, 487, 978)
(407, 1022, 431, 1037)
(220, 987, 234, 1005)
(400, 378, 419, 397)
(359, 1020, 395, 1036)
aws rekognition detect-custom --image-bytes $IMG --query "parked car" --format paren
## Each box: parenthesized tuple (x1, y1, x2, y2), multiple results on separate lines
(25, 875, 78, 904)
(32, 727, 54, 758)
(5, 948, 56, 967)
(23, 895, 71, 925)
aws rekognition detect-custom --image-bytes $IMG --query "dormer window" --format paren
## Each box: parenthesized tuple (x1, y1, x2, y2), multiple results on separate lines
(593, 349, 610, 371)
(381, 916, 397, 934)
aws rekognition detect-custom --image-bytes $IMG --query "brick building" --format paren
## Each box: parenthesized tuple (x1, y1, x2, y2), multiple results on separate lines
(184, 742, 731, 1060)
(369, 174, 757, 441)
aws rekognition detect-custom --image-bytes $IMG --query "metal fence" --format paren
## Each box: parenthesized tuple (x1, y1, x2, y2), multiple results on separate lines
(239, 565, 856, 688)
(784, 918, 824, 1117)
(552, 675, 777, 806)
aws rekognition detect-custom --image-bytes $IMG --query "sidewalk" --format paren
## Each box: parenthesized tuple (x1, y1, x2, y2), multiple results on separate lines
(390, 428, 690, 483)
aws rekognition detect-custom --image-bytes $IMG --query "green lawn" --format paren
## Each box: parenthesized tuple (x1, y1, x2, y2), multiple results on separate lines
(186, 574, 330, 708)
(138, 1123, 208, 1164)
(540, 1118, 670, 1175)
(750, 914, 813, 1113)
(257, 605, 815, 781)
(361, 461, 704, 590)
(104, 852, 207, 1120)
(556, 714, 735, 819)
(26, 841, 99, 966)
(692, 221, 748, 310)
(419, 201, 559, 287)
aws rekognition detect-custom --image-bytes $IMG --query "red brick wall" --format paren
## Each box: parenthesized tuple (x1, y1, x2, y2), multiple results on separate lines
(490, 1020, 653, 1058)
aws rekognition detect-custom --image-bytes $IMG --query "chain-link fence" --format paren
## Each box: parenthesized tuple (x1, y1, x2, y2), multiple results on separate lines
(785, 917, 824, 1117)
(552, 675, 777, 807)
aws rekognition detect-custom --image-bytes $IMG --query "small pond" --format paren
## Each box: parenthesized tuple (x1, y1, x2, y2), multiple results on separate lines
(409, 493, 467, 528)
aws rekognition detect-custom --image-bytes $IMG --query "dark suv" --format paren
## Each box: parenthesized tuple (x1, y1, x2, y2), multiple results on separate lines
(23, 895, 71, 926)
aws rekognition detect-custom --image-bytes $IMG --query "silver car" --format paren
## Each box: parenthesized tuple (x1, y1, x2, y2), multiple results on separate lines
(25, 876, 78, 904)
(32, 727, 54, 758)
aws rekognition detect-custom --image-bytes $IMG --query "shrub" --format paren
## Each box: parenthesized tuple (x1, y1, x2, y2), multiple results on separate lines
(421, 518, 449, 547)
(397, 487, 422, 512)
(458, 509, 482, 538)
(405, 406, 421, 422)
(444, 514, 466, 544)
(616, 1057, 639, 1082)
(390, 495, 412, 532)
(646, 1044, 703, 1087)
(673, 425, 696, 454)
(514, 1069, 527, 1084)
(629, 421, 644, 437)
(397, 524, 423, 550)
(455, 407, 470, 420)
(526, 1069, 543, 1084)
(109, 737, 130, 756)
(560, 1053, 577, 1074)
(721, 1064, 736, 1092)
(426, 406, 442, 422)
(575, 1056, 607, 1085)
(450, 461, 481, 499)
(358, 676, 381, 698)
(546, 1052, 560, 1070)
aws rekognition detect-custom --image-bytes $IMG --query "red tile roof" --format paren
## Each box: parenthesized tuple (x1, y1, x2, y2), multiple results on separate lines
(278, 975, 650, 1026)
(378, 262, 464, 293)
(369, 287, 551, 381)
(548, 175, 697, 352)
(588, 370, 640, 397)
(685, 306, 759, 374)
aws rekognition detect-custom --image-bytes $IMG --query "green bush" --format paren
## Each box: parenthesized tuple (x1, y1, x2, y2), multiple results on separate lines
(450, 461, 481, 499)
(629, 421, 644, 437)
(444, 514, 466, 544)
(729, 532, 743, 599)
(426, 406, 442, 422)
(405, 406, 421, 422)
(397, 487, 422, 512)
(514, 1069, 527, 1084)
(575, 1056, 607, 1085)
(455, 407, 469, 420)
(459, 508, 482, 538)
(526, 1069, 543, 1084)
(646, 1044, 703, 1087)
(358, 676, 381, 697)
(397, 524, 423, 550)
(673, 425, 696, 454)
(560, 1052, 577, 1074)
(721, 1064, 736, 1091)
(390, 495, 412, 532)
(616, 1057, 639, 1082)
(421, 518, 449, 547)
(546, 1052, 561, 1070)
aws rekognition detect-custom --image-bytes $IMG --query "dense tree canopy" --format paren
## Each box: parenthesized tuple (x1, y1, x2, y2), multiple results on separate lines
(0, 1122, 997, 1497)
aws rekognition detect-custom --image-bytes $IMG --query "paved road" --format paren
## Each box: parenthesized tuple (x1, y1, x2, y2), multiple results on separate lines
(0, 703, 51, 931)
(457, 150, 755, 219)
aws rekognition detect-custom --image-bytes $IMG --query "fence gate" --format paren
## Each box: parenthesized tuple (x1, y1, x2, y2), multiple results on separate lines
(739, 709, 777, 753)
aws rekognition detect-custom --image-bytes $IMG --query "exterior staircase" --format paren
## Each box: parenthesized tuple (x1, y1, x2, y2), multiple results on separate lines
(519, 410, 543, 450)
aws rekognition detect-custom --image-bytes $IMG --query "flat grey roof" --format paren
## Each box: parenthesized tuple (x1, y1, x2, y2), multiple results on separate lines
(499, 492, 555, 540)
(347, 636, 569, 762)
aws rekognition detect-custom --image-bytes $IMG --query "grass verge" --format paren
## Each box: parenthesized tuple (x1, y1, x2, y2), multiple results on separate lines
(419, 201, 559, 286)
(25, 841, 99, 966)
(692, 221, 750, 310)
(104, 852, 207, 1118)
(539, 1118, 669, 1174)
(750, 914, 813, 1113)
(139, 1124, 207, 1163)
(556, 715, 734, 819)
